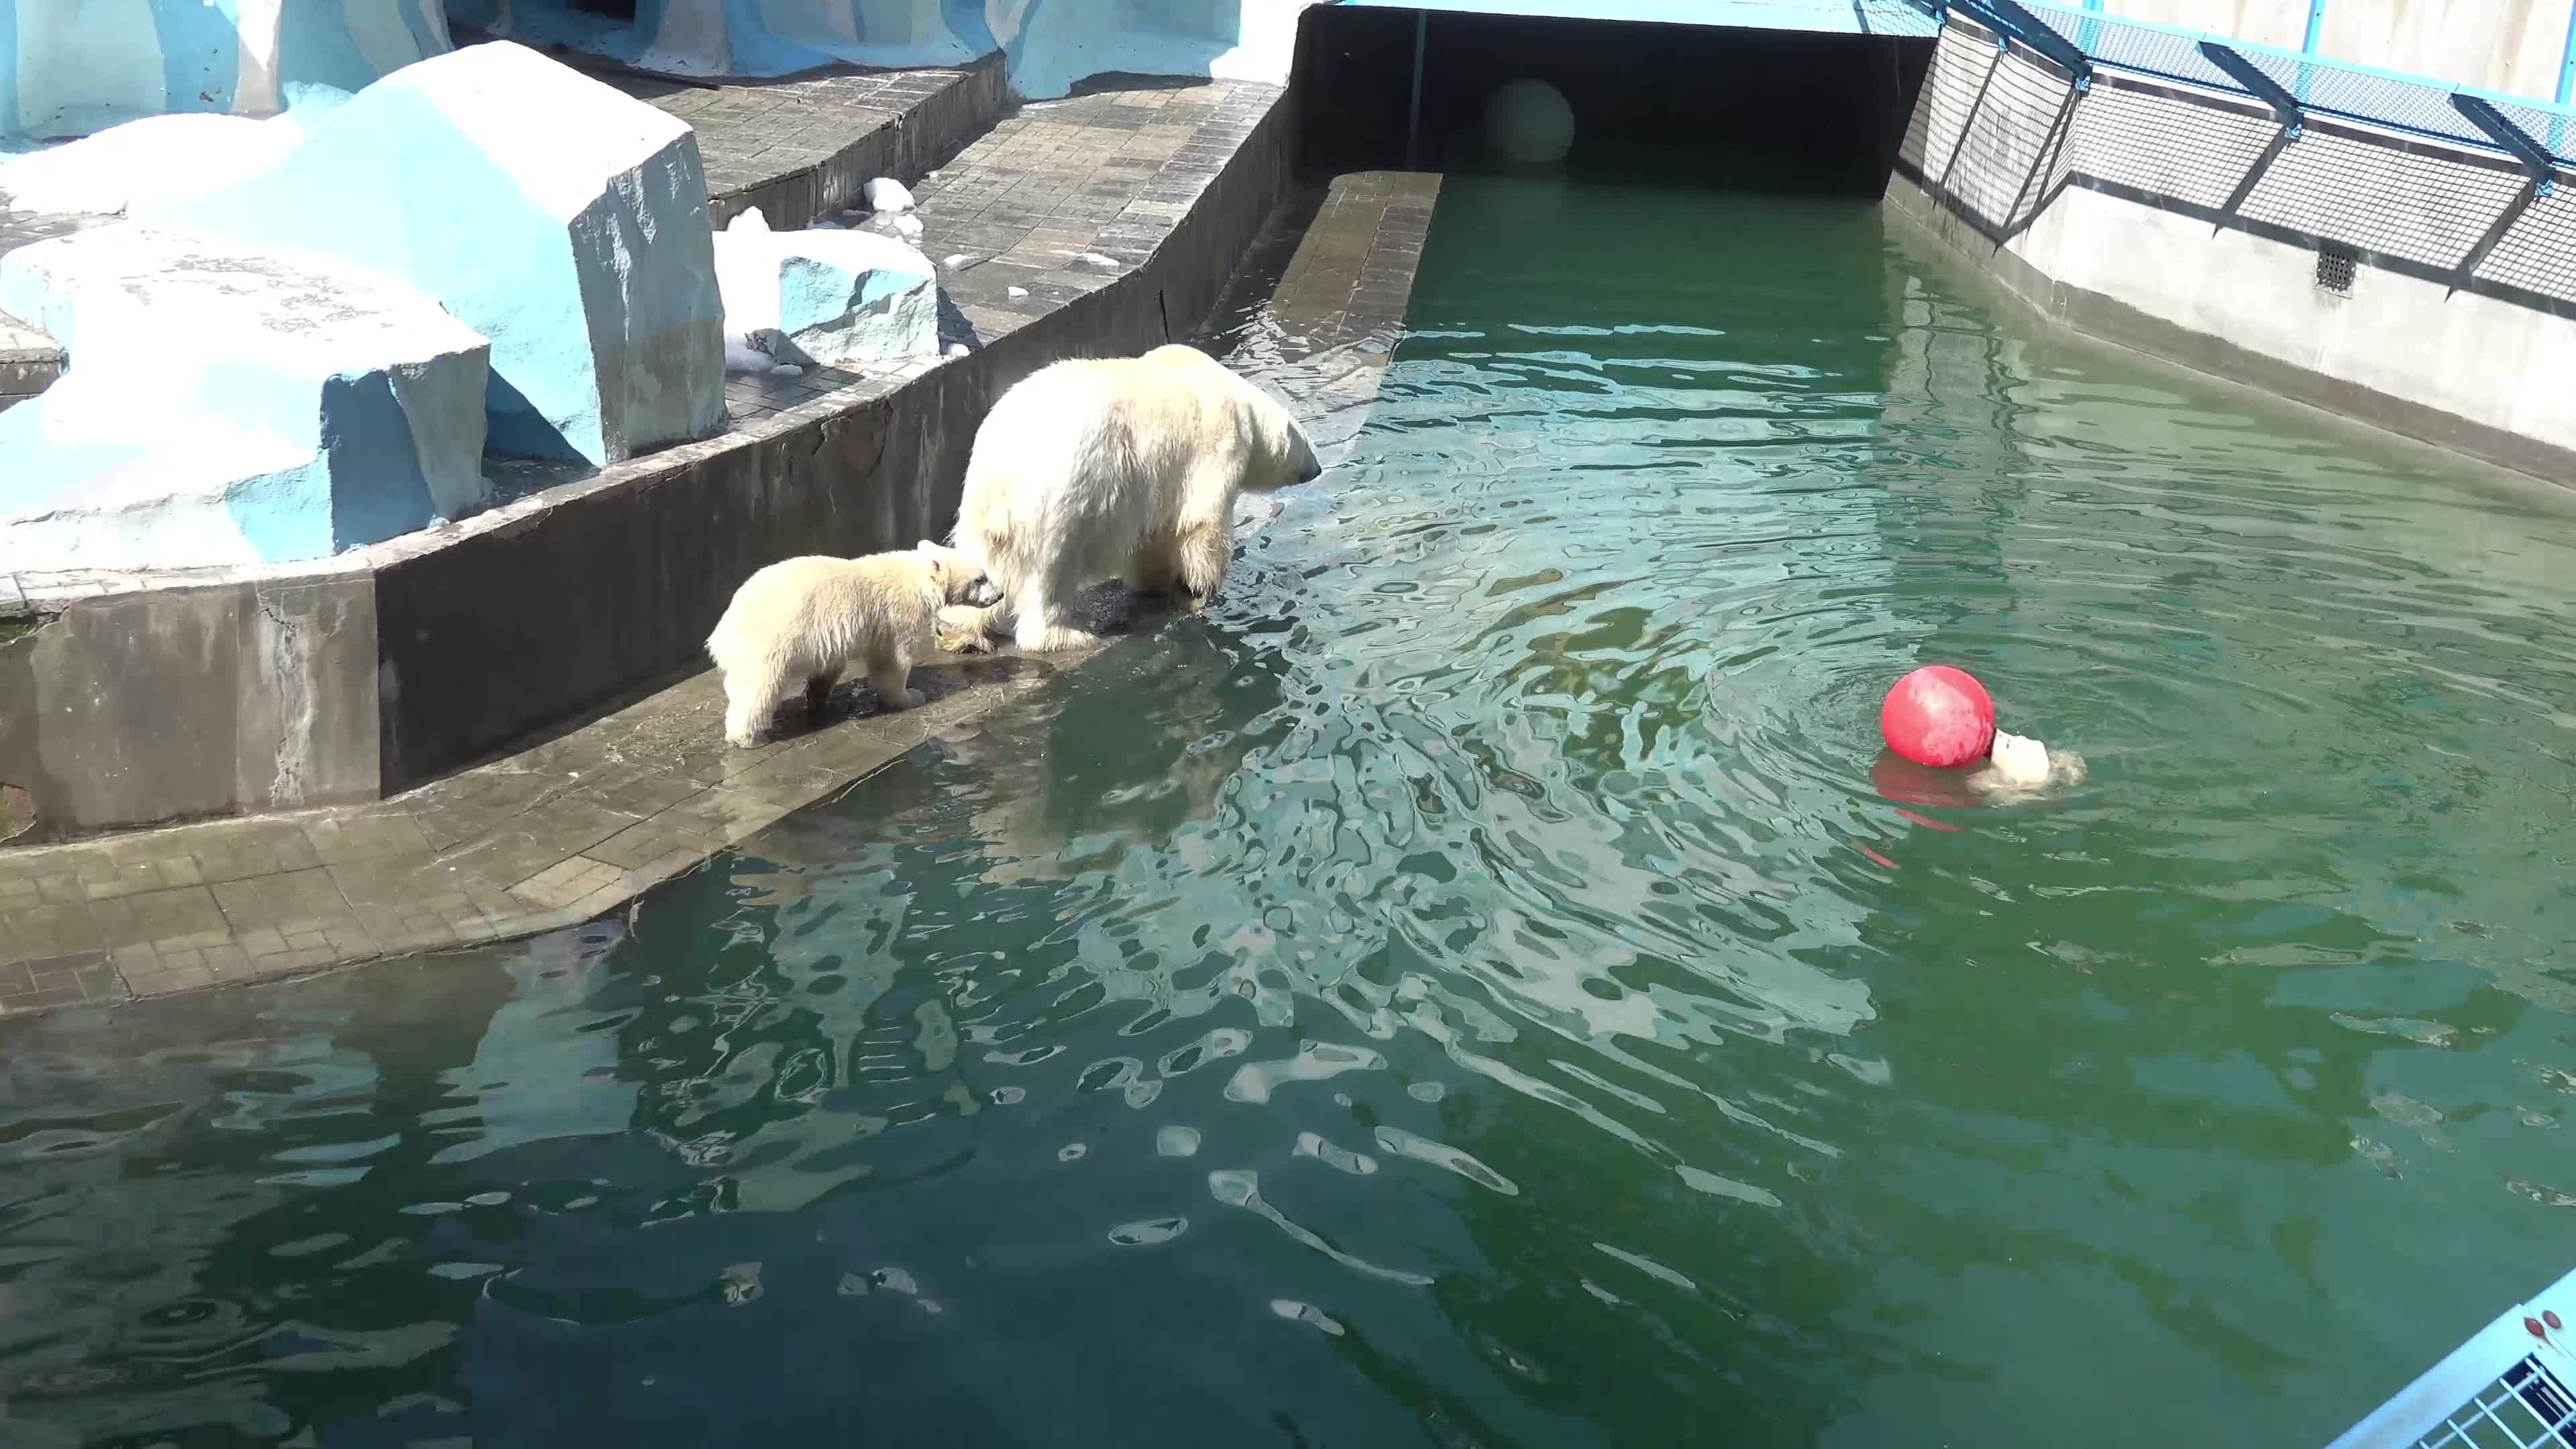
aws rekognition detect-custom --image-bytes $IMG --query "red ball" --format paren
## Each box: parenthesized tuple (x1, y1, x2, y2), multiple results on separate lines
(1880, 665, 1995, 769)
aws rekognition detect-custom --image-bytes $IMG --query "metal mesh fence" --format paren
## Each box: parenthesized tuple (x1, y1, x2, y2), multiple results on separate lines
(2007, 0, 2576, 165)
(1905, 1, 2576, 311)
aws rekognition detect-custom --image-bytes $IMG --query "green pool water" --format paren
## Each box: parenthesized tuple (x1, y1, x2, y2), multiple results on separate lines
(8, 171, 2576, 1448)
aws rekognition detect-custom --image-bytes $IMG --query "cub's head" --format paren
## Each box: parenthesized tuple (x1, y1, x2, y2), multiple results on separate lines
(1237, 377, 1324, 493)
(1986, 730, 2050, 785)
(916, 541, 1000, 606)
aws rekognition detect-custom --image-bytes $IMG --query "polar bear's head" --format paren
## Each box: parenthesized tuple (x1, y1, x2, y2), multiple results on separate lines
(915, 540, 1000, 606)
(1985, 731, 2051, 787)
(1236, 378, 1324, 493)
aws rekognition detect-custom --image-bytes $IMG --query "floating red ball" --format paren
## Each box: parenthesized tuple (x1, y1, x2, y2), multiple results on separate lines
(1880, 665, 1995, 769)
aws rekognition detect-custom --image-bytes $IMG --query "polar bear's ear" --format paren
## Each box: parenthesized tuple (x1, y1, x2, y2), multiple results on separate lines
(917, 540, 939, 553)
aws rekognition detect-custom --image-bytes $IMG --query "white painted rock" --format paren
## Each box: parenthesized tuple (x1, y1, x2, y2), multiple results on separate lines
(0, 115, 282, 215)
(449, 0, 979, 77)
(136, 41, 726, 466)
(862, 176, 914, 213)
(0, 225, 491, 570)
(3, 0, 447, 141)
(713, 223, 938, 369)
(989, 0, 1316, 101)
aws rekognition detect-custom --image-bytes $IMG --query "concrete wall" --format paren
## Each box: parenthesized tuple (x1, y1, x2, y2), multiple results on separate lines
(2088, 0, 2575, 99)
(1888, 19, 2576, 490)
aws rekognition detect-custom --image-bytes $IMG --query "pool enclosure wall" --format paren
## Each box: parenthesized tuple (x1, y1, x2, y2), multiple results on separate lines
(1887, 0, 2576, 486)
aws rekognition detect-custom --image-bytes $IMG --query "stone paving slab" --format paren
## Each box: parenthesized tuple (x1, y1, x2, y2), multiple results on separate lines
(594, 52, 1006, 229)
(0, 92, 1438, 1018)
(0, 643, 1076, 1008)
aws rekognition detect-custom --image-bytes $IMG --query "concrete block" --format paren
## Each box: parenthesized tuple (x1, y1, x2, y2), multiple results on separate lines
(0, 225, 492, 571)
(989, 0, 1314, 100)
(140, 41, 727, 465)
(1, 0, 446, 142)
(0, 572, 380, 839)
(716, 211, 938, 369)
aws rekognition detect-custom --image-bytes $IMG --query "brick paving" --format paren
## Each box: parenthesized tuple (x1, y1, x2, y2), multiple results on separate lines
(0, 82, 1440, 1019)
(601, 60, 997, 227)
(1266, 172, 1438, 352)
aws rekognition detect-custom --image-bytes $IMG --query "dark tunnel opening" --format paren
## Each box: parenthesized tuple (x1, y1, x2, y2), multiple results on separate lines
(1293, 6, 1934, 196)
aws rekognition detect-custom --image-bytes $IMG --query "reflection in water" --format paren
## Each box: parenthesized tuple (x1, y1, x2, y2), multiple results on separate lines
(7, 174, 2576, 1447)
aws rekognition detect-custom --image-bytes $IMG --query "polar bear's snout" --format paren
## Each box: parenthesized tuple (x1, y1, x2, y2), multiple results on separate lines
(1291, 427, 1323, 484)
(916, 540, 1000, 607)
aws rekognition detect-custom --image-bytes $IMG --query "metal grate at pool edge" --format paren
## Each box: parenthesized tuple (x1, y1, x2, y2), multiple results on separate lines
(2412, 1354, 2576, 1448)
(2329, 1267, 2576, 1448)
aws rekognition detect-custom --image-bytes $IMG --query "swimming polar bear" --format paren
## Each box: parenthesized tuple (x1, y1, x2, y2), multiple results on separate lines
(1970, 730, 2086, 799)
(706, 543, 989, 747)
(944, 343, 1323, 654)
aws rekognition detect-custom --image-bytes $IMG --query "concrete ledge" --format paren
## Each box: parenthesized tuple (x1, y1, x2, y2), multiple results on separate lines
(0, 78, 1295, 842)
(1886, 170, 2576, 492)
(596, 53, 1010, 230)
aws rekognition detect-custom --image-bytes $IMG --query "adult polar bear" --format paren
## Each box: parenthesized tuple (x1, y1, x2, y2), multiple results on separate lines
(946, 344, 1323, 653)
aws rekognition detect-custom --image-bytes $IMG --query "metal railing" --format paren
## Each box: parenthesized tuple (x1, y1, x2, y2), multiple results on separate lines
(1900, 0, 2576, 316)
(1923, 0, 2576, 170)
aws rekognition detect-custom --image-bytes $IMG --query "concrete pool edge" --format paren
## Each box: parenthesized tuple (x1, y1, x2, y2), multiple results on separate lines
(0, 168, 1441, 1020)
(1883, 172, 2576, 494)
(1882, 14, 2576, 496)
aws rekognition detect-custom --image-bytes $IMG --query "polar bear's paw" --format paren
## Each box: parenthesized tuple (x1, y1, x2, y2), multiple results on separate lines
(1016, 621, 1103, 653)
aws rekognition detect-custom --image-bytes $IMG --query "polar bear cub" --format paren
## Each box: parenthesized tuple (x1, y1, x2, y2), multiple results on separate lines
(707, 543, 988, 747)
(1969, 730, 2086, 799)
(946, 343, 1323, 653)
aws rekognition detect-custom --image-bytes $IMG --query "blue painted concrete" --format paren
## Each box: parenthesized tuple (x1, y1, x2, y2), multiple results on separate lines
(139, 42, 728, 466)
(0, 0, 449, 141)
(0, 225, 491, 570)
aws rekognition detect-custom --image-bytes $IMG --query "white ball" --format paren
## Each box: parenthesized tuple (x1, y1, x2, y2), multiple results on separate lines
(1483, 78, 1574, 166)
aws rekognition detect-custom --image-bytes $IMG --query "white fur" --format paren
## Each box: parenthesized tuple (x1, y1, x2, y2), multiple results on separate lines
(706, 542, 988, 747)
(1971, 730, 2086, 798)
(945, 343, 1322, 653)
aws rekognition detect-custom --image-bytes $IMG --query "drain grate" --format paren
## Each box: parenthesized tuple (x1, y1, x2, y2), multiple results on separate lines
(2316, 246, 2359, 295)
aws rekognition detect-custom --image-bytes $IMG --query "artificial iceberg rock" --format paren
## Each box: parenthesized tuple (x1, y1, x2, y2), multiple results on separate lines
(0, 0, 448, 142)
(0, 111, 318, 217)
(714, 209, 939, 370)
(447, 0, 983, 78)
(0, 225, 491, 570)
(138, 41, 727, 466)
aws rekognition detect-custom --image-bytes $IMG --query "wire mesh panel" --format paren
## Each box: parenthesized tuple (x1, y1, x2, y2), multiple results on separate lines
(2237, 129, 2525, 272)
(1943, 40, 2078, 228)
(2410, 1355, 2576, 1449)
(2069, 81, 2273, 210)
(1914, 0, 2576, 307)
(2475, 187, 2576, 301)
(2009, 0, 2576, 166)
(2328, 1268, 2576, 1449)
